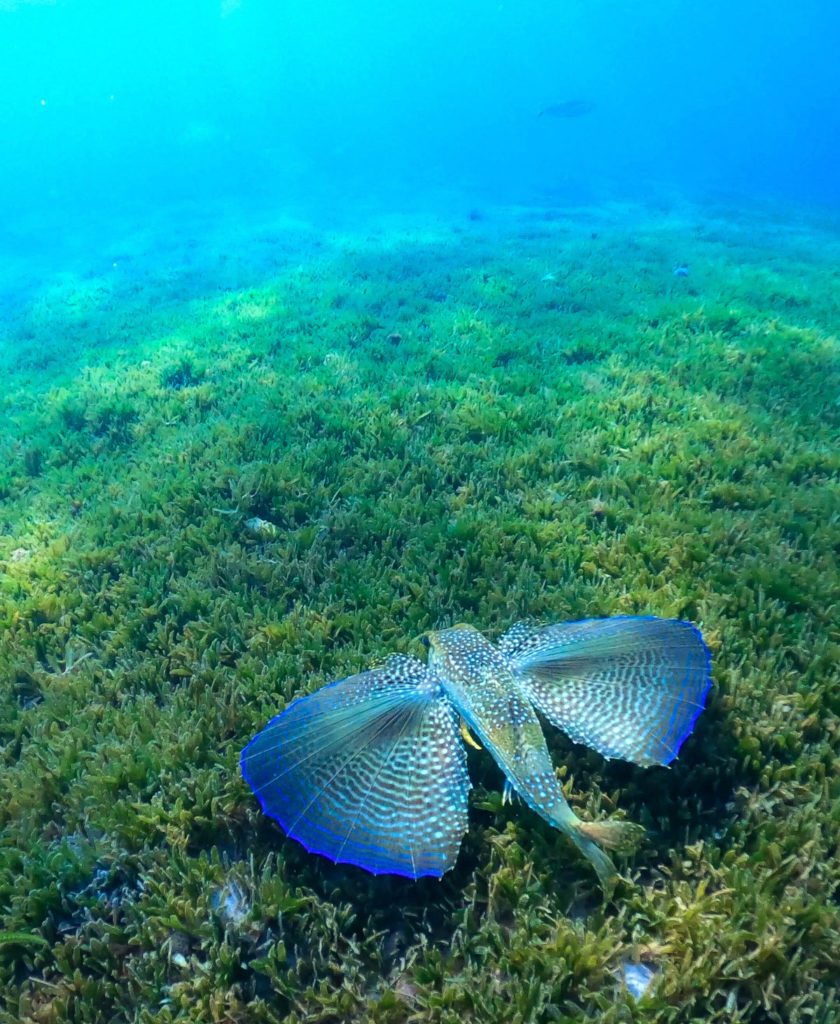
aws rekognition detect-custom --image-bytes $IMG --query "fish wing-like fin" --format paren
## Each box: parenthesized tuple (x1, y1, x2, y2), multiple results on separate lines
(240, 655, 471, 879)
(499, 617, 711, 766)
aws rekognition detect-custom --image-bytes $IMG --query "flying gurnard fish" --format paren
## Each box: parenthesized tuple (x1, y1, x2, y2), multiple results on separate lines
(241, 616, 712, 892)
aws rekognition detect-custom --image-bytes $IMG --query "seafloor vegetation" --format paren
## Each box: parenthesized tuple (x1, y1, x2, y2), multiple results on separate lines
(0, 196, 838, 1024)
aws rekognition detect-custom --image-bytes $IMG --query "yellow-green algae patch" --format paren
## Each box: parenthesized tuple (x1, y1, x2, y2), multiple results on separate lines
(0, 198, 838, 1023)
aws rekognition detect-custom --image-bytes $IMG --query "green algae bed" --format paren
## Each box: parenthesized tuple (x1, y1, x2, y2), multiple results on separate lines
(0, 197, 838, 1024)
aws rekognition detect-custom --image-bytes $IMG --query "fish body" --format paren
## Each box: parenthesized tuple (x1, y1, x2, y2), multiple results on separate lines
(428, 625, 575, 827)
(428, 625, 630, 888)
(241, 616, 711, 891)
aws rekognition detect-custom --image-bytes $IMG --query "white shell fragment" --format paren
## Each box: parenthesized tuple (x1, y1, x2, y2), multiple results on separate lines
(244, 516, 279, 539)
(622, 961, 657, 1000)
(211, 881, 249, 927)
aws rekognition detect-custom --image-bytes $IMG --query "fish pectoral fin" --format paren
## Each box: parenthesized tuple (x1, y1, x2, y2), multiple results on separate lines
(459, 718, 482, 750)
(240, 655, 471, 880)
(500, 616, 711, 767)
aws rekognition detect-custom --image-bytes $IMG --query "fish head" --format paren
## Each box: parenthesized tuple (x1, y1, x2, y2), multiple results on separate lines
(427, 625, 549, 776)
(426, 624, 518, 718)
(425, 624, 485, 679)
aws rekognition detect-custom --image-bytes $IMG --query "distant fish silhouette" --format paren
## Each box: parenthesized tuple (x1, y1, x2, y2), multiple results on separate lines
(539, 99, 596, 119)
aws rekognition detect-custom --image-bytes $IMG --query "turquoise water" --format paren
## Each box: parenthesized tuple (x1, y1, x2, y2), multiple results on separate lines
(1, 4, 839, 1022)
(2, 0, 839, 230)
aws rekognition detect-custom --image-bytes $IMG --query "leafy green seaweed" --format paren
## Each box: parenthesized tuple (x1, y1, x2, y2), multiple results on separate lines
(0, 197, 838, 1023)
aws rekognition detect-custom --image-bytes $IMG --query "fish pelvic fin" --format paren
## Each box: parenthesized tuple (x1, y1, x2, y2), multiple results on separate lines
(460, 718, 482, 750)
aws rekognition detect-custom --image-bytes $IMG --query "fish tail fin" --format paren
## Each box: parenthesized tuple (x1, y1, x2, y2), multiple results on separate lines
(565, 825, 619, 896)
(577, 818, 646, 853)
(566, 818, 645, 896)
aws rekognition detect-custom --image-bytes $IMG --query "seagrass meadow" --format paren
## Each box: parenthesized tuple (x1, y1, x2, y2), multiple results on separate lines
(0, 196, 838, 1024)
